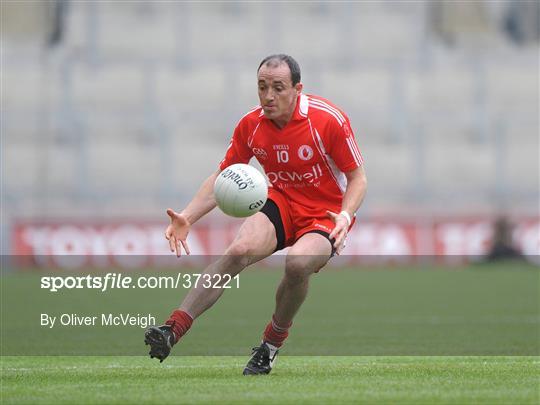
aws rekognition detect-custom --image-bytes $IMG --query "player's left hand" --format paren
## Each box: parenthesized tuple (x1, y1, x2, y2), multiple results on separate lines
(326, 211, 349, 254)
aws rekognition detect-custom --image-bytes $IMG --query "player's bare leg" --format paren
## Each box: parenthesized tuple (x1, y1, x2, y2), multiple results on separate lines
(243, 232, 332, 375)
(145, 212, 277, 362)
(179, 212, 278, 318)
(274, 233, 332, 324)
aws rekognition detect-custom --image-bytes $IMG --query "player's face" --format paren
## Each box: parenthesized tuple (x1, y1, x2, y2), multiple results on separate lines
(257, 63, 302, 127)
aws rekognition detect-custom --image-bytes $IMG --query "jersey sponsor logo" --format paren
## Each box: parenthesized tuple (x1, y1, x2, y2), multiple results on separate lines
(252, 147, 268, 160)
(266, 163, 323, 184)
(297, 145, 314, 161)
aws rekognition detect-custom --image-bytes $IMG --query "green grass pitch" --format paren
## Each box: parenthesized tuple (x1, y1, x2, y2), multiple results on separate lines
(1, 262, 539, 403)
(2, 356, 538, 404)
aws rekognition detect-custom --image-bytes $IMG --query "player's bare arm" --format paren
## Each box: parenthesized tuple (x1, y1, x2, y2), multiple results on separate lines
(328, 165, 367, 253)
(165, 170, 220, 256)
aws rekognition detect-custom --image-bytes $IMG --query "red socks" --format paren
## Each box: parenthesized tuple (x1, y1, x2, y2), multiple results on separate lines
(164, 311, 290, 348)
(263, 315, 292, 348)
(165, 309, 193, 344)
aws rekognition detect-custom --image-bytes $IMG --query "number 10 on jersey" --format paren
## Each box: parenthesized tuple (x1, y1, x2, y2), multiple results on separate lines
(277, 150, 289, 163)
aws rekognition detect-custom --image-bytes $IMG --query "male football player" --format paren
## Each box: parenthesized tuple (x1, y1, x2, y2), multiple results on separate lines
(145, 54, 367, 375)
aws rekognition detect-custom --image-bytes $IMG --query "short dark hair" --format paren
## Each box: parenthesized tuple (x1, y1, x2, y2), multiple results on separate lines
(257, 54, 301, 86)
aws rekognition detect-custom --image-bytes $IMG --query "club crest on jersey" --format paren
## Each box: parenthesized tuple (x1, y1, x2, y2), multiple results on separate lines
(252, 147, 268, 160)
(298, 145, 314, 161)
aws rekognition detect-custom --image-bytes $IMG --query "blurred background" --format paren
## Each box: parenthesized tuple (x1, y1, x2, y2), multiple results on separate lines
(2, 1, 539, 262)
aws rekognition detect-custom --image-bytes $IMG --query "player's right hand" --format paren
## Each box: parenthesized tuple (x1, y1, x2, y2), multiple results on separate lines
(326, 210, 349, 255)
(165, 208, 191, 257)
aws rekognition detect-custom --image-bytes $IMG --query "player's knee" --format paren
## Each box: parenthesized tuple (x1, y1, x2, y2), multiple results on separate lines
(225, 240, 250, 256)
(225, 241, 253, 267)
(284, 256, 314, 284)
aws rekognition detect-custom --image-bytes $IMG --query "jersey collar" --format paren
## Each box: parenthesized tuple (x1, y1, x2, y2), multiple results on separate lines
(293, 93, 309, 120)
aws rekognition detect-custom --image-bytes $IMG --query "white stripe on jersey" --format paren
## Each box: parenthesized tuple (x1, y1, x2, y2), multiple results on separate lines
(310, 98, 346, 123)
(310, 97, 364, 165)
(307, 118, 347, 195)
(351, 136, 364, 164)
(325, 149, 348, 194)
(346, 137, 361, 166)
(309, 104, 345, 127)
(316, 128, 347, 193)
(349, 136, 364, 165)
(308, 98, 346, 125)
(247, 122, 261, 148)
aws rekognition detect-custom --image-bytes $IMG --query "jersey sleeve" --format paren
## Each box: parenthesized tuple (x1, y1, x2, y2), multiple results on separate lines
(219, 120, 253, 171)
(327, 117, 364, 172)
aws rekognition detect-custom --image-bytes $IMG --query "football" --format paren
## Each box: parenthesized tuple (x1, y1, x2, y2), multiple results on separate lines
(214, 163, 268, 217)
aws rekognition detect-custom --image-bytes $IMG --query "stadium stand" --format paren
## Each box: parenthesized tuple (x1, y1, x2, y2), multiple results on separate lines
(2, 1, 538, 224)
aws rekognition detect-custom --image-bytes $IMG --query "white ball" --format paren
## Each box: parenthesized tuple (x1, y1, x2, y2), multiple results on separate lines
(214, 164, 268, 218)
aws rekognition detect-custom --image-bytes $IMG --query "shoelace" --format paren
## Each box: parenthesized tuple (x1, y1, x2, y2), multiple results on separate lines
(250, 346, 269, 367)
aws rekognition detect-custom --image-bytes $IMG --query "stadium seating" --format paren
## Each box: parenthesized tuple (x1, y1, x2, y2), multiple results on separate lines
(2, 1, 538, 220)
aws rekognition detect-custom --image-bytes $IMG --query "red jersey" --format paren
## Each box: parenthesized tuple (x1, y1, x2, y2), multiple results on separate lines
(220, 94, 363, 217)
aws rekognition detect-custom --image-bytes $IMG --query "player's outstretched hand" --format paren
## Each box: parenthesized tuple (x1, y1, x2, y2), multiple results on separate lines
(165, 208, 191, 257)
(326, 211, 349, 255)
